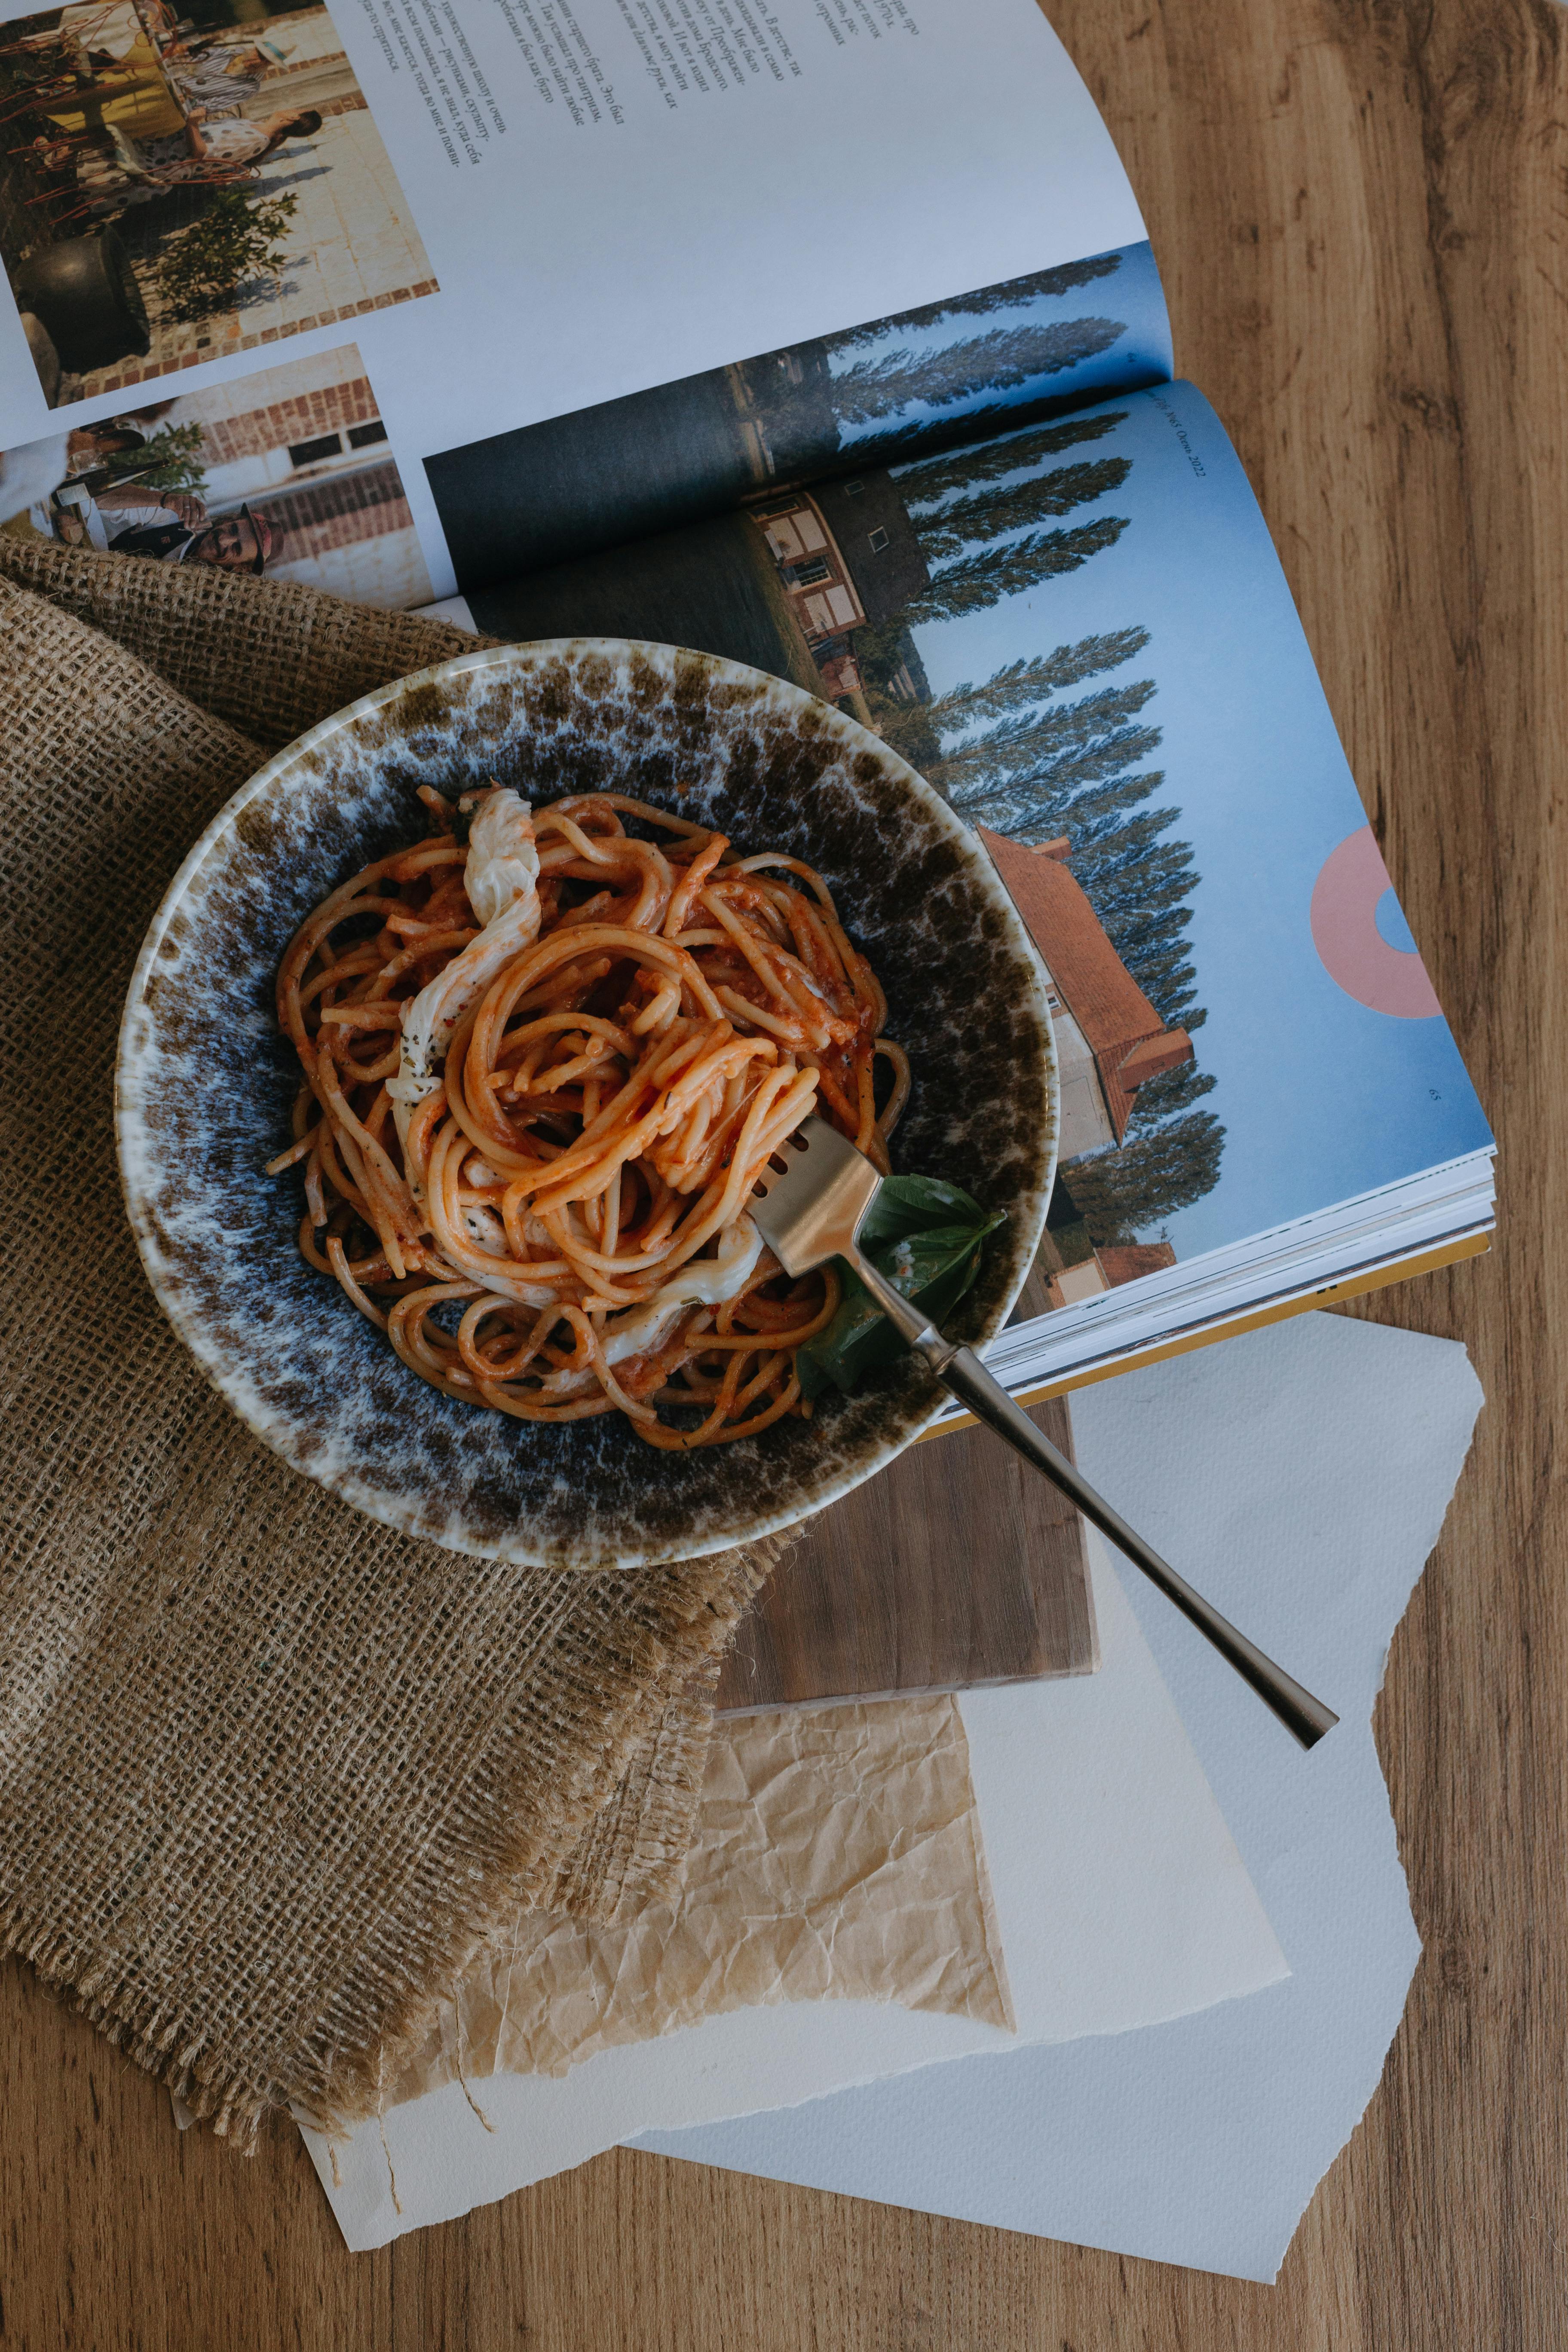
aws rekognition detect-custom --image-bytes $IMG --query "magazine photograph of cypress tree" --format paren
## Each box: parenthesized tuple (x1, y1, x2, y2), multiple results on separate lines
(739, 386, 1489, 1324)
(425, 240, 1171, 590)
(837, 403, 1226, 1302)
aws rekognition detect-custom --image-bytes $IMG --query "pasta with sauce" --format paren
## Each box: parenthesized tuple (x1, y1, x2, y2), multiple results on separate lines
(271, 786, 910, 1447)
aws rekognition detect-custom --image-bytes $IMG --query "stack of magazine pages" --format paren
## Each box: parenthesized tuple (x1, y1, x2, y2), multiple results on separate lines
(0, 0, 1494, 1407)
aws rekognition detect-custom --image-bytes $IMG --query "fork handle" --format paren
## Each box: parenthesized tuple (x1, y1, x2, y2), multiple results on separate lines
(851, 1256, 1338, 1750)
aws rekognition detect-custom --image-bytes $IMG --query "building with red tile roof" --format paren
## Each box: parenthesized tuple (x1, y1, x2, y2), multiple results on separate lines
(1095, 1240, 1178, 1286)
(977, 826, 1195, 1156)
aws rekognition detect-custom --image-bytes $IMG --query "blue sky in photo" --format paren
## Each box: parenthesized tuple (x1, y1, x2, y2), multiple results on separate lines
(831, 240, 1173, 453)
(895, 383, 1492, 1262)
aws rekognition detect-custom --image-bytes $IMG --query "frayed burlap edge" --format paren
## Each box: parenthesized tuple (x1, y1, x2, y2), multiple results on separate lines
(4, 1534, 788, 2150)
(542, 1662, 729, 1925)
(0, 533, 501, 751)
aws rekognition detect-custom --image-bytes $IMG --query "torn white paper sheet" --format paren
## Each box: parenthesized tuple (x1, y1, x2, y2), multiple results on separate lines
(302, 1522, 1286, 2247)
(640, 1312, 1482, 2284)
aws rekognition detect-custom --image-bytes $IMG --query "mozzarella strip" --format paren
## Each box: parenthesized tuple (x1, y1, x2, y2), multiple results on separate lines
(533, 1216, 765, 1394)
(387, 791, 541, 1170)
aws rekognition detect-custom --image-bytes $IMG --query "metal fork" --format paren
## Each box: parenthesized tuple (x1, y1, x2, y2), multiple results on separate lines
(750, 1117, 1338, 1750)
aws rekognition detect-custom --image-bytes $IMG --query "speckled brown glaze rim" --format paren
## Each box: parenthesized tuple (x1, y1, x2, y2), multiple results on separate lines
(115, 641, 1059, 1571)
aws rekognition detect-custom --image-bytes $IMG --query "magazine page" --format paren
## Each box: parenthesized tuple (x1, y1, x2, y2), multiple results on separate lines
(0, 0, 1160, 602)
(448, 380, 1493, 1342)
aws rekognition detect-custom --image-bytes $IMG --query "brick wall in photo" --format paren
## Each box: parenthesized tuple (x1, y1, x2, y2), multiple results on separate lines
(251, 459, 410, 564)
(199, 376, 380, 465)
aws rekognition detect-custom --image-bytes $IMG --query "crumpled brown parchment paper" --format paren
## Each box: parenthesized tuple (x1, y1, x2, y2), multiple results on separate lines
(391, 1694, 1013, 2094)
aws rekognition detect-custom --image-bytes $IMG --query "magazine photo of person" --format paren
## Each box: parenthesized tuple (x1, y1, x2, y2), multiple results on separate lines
(0, 340, 433, 603)
(0, 0, 436, 408)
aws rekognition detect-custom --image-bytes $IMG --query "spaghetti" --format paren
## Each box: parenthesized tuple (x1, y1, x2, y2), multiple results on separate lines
(272, 787, 910, 1447)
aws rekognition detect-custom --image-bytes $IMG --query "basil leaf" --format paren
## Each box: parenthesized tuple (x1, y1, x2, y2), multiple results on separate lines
(858, 1174, 992, 1246)
(796, 1192, 1004, 1401)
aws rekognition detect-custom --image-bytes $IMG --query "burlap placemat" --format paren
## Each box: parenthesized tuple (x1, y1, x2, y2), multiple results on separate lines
(0, 542, 780, 2145)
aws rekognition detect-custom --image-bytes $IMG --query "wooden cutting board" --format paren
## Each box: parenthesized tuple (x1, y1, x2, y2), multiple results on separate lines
(716, 1394, 1096, 1713)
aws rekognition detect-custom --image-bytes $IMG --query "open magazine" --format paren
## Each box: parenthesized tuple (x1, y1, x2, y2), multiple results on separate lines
(0, 0, 1493, 1404)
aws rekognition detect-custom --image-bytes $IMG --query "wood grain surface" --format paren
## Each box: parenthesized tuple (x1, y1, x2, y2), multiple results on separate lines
(716, 1395, 1095, 1711)
(3, 0, 1565, 2342)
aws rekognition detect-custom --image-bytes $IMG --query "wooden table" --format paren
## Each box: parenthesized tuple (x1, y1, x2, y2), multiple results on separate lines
(4, 0, 1563, 2340)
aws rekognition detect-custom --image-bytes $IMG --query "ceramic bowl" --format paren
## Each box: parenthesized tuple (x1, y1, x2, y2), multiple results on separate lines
(116, 641, 1058, 1569)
